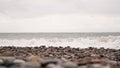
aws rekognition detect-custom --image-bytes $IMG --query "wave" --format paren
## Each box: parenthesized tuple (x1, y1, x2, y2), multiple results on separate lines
(0, 36, 120, 49)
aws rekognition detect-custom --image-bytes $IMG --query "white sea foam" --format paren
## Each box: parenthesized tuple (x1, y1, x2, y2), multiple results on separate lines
(0, 36, 120, 49)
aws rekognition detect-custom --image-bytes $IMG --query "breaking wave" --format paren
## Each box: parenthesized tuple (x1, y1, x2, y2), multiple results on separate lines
(0, 36, 120, 49)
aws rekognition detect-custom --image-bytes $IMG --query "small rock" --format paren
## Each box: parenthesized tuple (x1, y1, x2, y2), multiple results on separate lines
(90, 58, 102, 64)
(41, 59, 59, 68)
(46, 64, 63, 68)
(9, 63, 23, 68)
(46, 64, 56, 68)
(23, 62, 40, 68)
(61, 57, 69, 62)
(78, 61, 87, 66)
(105, 59, 118, 64)
(88, 64, 108, 68)
(0, 59, 4, 64)
(0, 66, 7, 68)
(78, 66, 87, 68)
(88, 64, 101, 68)
(2, 51, 14, 56)
(63, 55, 71, 59)
(0, 57, 15, 66)
(15, 56, 24, 59)
(13, 59, 25, 64)
(25, 55, 43, 62)
(62, 62, 78, 68)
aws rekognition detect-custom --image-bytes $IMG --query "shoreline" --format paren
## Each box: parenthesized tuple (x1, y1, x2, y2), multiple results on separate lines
(0, 46, 120, 68)
(0, 46, 120, 60)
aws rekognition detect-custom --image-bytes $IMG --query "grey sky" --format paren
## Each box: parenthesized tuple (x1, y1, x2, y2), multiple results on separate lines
(0, 0, 120, 32)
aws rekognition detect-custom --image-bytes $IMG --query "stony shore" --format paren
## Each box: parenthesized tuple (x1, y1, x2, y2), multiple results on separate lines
(0, 46, 120, 68)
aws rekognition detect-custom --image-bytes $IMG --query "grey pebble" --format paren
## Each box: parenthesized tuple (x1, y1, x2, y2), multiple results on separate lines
(23, 62, 40, 68)
(9, 63, 23, 68)
(0, 66, 7, 68)
(62, 62, 78, 68)
(0, 57, 15, 66)
(46, 64, 63, 68)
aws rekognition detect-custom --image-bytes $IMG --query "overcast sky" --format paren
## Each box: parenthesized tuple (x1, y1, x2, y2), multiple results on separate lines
(0, 0, 120, 32)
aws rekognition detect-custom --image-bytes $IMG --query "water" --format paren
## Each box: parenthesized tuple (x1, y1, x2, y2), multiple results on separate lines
(0, 32, 120, 49)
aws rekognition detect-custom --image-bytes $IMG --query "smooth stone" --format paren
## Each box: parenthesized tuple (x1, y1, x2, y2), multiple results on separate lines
(0, 59, 4, 64)
(87, 64, 111, 68)
(41, 59, 61, 68)
(0, 66, 7, 68)
(0, 57, 15, 61)
(9, 63, 23, 68)
(15, 56, 24, 59)
(90, 58, 102, 64)
(41, 59, 59, 68)
(61, 57, 68, 62)
(0, 57, 15, 66)
(78, 62, 87, 66)
(62, 62, 78, 68)
(63, 55, 71, 59)
(25, 55, 43, 62)
(104, 59, 117, 64)
(78, 66, 87, 68)
(46, 64, 63, 68)
(2, 51, 14, 56)
(23, 62, 40, 68)
(13, 59, 25, 64)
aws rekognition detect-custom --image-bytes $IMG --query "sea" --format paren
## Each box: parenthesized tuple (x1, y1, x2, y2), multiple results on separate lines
(0, 32, 120, 49)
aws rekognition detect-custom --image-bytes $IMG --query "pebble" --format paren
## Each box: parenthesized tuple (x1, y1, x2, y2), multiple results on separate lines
(62, 62, 78, 68)
(46, 64, 63, 68)
(25, 55, 43, 62)
(0, 66, 7, 68)
(13, 59, 25, 64)
(0, 57, 15, 66)
(41, 59, 59, 68)
(9, 63, 23, 68)
(23, 62, 40, 68)
(0, 59, 4, 64)
(2, 51, 14, 56)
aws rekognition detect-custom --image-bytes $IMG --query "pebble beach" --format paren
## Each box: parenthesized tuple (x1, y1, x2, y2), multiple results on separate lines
(0, 46, 120, 68)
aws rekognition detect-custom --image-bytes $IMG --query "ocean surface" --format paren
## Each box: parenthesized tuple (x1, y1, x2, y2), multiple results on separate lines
(0, 32, 120, 49)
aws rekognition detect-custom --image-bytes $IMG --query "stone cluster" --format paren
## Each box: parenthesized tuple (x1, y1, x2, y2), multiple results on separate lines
(0, 46, 120, 68)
